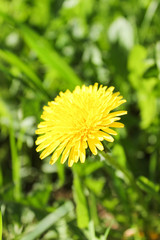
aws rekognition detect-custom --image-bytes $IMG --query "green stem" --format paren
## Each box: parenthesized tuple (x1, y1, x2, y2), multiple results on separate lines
(100, 151, 144, 203)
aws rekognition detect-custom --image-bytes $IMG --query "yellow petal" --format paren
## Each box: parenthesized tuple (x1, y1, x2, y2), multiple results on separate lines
(109, 111, 127, 117)
(74, 142, 80, 163)
(88, 138, 98, 155)
(107, 86, 115, 93)
(61, 141, 72, 164)
(109, 122, 124, 128)
(93, 139, 104, 151)
(80, 140, 86, 163)
(101, 127, 117, 136)
(35, 127, 53, 135)
(103, 134, 114, 142)
(50, 140, 68, 165)
(40, 141, 60, 159)
(91, 131, 109, 141)
(68, 147, 75, 167)
(93, 130, 114, 142)
(35, 134, 52, 145)
(68, 159, 74, 167)
(93, 82, 98, 92)
(36, 139, 52, 152)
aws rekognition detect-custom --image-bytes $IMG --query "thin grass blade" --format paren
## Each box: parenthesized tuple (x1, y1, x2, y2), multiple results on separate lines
(20, 201, 73, 240)
(73, 169, 89, 228)
(9, 121, 21, 200)
(19, 25, 82, 90)
(100, 222, 113, 240)
(0, 209, 2, 240)
(0, 50, 49, 99)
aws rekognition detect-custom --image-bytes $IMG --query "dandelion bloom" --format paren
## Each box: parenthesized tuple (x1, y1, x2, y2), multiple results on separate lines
(35, 83, 127, 167)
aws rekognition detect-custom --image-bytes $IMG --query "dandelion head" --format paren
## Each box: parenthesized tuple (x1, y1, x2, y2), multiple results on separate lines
(35, 83, 127, 167)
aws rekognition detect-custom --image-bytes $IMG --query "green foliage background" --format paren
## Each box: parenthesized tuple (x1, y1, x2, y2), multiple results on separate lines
(0, 0, 160, 239)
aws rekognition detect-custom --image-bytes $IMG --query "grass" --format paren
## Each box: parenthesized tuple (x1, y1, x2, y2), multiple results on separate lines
(0, 0, 160, 239)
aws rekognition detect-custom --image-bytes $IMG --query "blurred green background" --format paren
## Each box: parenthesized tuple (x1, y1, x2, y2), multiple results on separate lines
(0, 0, 160, 239)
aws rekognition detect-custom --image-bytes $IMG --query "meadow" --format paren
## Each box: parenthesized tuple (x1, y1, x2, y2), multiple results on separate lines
(0, 0, 160, 239)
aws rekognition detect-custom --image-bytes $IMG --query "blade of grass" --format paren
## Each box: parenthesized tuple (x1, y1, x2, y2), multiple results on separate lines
(21, 201, 73, 240)
(156, 42, 160, 80)
(100, 221, 113, 240)
(88, 192, 99, 226)
(0, 63, 44, 96)
(137, 176, 160, 200)
(0, 50, 49, 100)
(100, 152, 133, 183)
(100, 151, 144, 205)
(88, 221, 96, 240)
(9, 121, 21, 200)
(0, 209, 2, 240)
(0, 165, 2, 187)
(0, 183, 15, 196)
(73, 168, 89, 229)
(19, 25, 82, 90)
(0, 11, 82, 89)
(67, 221, 88, 240)
(140, 0, 159, 42)
(0, 99, 20, 200)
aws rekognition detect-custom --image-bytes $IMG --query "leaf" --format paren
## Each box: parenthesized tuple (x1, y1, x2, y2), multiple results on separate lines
(20, 201, 73, 240)
(29, 0, 50, 27)
(83, 160, 104, 176)
(72, 159, 103, 176)
(143, 64, 158, 78)
(128, 45, 158, 128)
(138, 78, 157, 129)
(73, 171, 89, 228)
(113, 144, 126, 168)
(85, 177, 105, 196)
(26, 184, 52, 208)
(128, 45, 147, 82)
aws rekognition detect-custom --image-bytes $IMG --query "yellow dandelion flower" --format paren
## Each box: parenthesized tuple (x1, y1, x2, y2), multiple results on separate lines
(35, 83, 127, 167)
